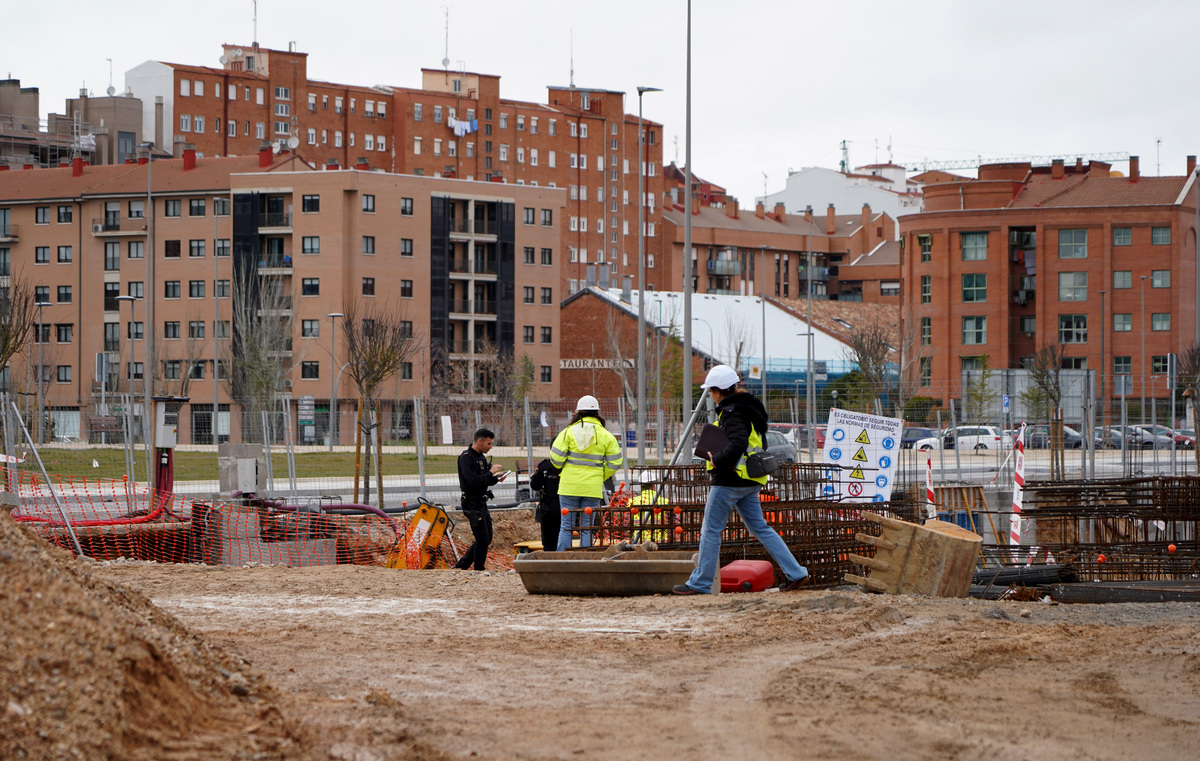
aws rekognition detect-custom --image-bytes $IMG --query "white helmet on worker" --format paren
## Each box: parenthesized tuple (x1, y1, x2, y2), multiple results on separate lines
(700, 364, 741, 390)
(575, 395, 600, 412)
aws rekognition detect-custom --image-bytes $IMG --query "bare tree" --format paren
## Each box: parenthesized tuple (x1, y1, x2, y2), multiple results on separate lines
(893, 301, 927, 419)
(604, 305, 636, 407)
(1024, 343, 1065, 417)
(0, 273, 36, 384)
(1175, 342, 1200, 472)
(156, 310, 208, 399)
(721, 308, 757, 372)
(845, 318, 895, 409)
(342, 298, 423, 504)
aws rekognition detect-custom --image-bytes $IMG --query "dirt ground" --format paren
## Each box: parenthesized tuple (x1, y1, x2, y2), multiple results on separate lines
(5, 509, 1200, 761)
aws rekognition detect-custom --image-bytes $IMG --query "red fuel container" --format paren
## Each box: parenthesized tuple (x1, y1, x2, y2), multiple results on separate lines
(719, 560, 775, 593)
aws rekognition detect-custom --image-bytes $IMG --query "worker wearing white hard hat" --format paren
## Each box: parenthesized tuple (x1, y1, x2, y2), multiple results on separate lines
(549, 396, 623, 550)
(673, 365, 810, 594)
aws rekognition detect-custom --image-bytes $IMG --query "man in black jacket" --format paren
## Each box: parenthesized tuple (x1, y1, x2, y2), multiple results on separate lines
(672, 365, 810, 594)
(529, 458, 562, 551)
(454, 428, 507, 570)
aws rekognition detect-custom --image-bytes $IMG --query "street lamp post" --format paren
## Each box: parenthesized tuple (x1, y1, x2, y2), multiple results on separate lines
(116, 294, 139, 477)
(691, 317, 715, 364)
(141, 143, 155, 485)
(327, 312, 344, 451)
(797, 332, 815, 461)
(682, 0, 693, 423)
(636, 85, 662, 468)
(1141, 275, 1148, 425)
(34, 300, 50, 444)
(760, 245, 772, 398)
(1098, 290, 1106, 434)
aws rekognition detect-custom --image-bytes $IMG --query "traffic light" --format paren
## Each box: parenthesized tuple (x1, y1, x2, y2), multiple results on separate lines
(703, 356, 711, 371)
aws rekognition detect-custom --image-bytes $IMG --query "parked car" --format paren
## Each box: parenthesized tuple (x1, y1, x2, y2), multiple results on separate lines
(691, 428, 798, 465)
(1133, 424, 1195, 449)
(915, 425, 1004, 452)
(1095, 425, 1172, 450)
(1020, 423, 1083, 449)
(1178, 428, 1197, 448)
(791, 424, 827, 449)
(768, 423, 800, 446)
(901, 427, 937, 449)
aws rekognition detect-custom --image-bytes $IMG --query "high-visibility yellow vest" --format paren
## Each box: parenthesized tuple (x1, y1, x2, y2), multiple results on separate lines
(705, 410, 770, 485)
(549, 417, 623, 498)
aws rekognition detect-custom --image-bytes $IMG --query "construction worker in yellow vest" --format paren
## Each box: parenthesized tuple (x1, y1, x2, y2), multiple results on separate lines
(550, 396, 623, 550)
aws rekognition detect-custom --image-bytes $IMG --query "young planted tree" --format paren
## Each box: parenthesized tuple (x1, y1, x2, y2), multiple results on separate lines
(963, 355, 997, 423)
(1024, 342, 1067, 477)
(846, 318, 895, 412)
(341, 298, 422, 505)
(894, 302, 928, 419)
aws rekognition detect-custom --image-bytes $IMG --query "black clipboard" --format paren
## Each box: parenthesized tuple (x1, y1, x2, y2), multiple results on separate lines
(694, 423, 730, 460)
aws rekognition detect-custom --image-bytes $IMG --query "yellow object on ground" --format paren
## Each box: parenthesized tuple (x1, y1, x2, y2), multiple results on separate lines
(386, 503, 451, 569)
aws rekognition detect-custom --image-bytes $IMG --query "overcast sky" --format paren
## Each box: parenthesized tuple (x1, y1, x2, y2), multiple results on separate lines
(9, 1, 1200, 203)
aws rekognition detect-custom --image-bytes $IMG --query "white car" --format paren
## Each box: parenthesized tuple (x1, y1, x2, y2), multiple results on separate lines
(915, 425, 1005, 452)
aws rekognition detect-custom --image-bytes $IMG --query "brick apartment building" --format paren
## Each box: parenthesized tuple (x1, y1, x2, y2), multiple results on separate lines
(124, 43, 665, 297)
(0, 148, 565, 443)
(899, 156, 1200, 406)
(661, 199, 897, 302)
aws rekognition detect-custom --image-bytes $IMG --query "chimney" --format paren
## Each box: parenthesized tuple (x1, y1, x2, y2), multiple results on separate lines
(804, 205, 813, 223)
(1129, 155, 1140, 182)
(691, 193, 700, 215)
(355, 157, 369, 170)
(826, 203, 837, 236)
(154, 96, 164, 152)
(259, 144, 274, 167)
(137, 156, 148, 166)
(725, 199, 739, 220)
(1075, 157, 1084, 172)
(182, 143, 196, 171)
(861, 203, 871, 237)
(72, 156, 84, 177)
(1188, 155, 1196, 175)
(773, 202, 786, 220)
(125, 158, 133, 165)
(621, 275, 632, 303)
(325, 158, 340, 171)
(1051, 159, 1065, 179)
(755, 202, 765, 219)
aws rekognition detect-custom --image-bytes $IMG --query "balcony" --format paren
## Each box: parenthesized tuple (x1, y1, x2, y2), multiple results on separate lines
(473, 256, 498, 275)
(103, 339, 120, 352)
(449, 257, 471, 273)
(260, 213, 292, 230)
(91, 217, 147, 236)
(798, 265, 830, 282)
(0, 223, 16, 242)
(448, 218, 497, 237)
(448, 298, 473, 314)
(258, 294, 293, 312)
(258, 254, 293, 273)
(707, 260, 741, 276)
(447, 299, 496, 316)
(446, 339, 489, 355)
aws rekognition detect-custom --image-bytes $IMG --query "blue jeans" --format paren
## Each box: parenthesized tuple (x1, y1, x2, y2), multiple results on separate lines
(684, 484, 808, 593)
(556, 495, 601, 551)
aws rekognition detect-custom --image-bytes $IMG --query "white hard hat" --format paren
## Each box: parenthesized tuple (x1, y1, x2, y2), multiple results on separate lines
(700, 364, 741, 390)
(575, 395, 600, 411)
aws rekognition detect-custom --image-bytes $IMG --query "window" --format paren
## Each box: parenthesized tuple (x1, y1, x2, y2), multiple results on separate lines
(33, 322, 49, 343)
(163, 240, 180, 258)
(307, 128, 317, 145)
(1058, 272, 1087, 301)
(301, 362, 320, 379)
(335, 131, 343, 148)
(164, 199, 181, 217)
(523, 326, 534, 343)
(128, 200, 145, 219)
(274, 121, 290, 136)
(362, 277, 375, 296)
(216, 279, 230, 297)
(530, 148, 538, 166)
(104, 242, 120, 271)
(1152, 226, 1171, 245)
(362, 236, 375, 254)
(302, 278, 319, 296)
(299, 320, 319, 338)
(35, 206, 49, 224)
(164, 281, 180, 299)
(189, 239, 205, 257)
(1017, 315, 1035, 335)
(274, 86, 290, 100)
(214, 197, 229, 216)
(193, 115, 204, 133)
(187, 361, 205, 381)
(377, 135, 385, 151)
(1114, 270, 1132, 289)
(524, 247, 535, 265)
(541, 326, 553, 344)
(302, 236, 320, 254)
(918, 356, 932, 386)
(256, 123, 265, 140)
(413, 103, 422, 120)
(413, 137, 421, 155)
(523, 286, 534, 304)
(401, 280, 413, 298)
(1152, 313, 1171, 331)
(917, 234, 932, 263)
(180, 79, 191, 97)
(400, 239, 413, 257)
(56, 324, 72, 343)
(56, 366, 70, 383)
(396, 197, 414, 217)
(184, 321, 204, 340)
(57, 246, 72, 263)
(541, 287, 553, 305)
(962, 316, 986, 345)
(228, 120, 237, 137)
(179, 114, 191, 132)
(540, 366, 552, 384)
(1113, 313, 1132, 332)
(215, 321, 230, 340)
(164, 360, 180, 380)
(57, 206, 72, 223)
(298, 195, 320, 214)
(920, 317, 931, 345)
(541, 248, 553, 265)
(1058, 228, 1087, 258)
(402, 362, 413, 380)
(365, 135, 375, 151)
(1113, 227, 1131, 246)
(434, 105, 443, 123)
(104, 284, 120, 313)
(499, 144, 509, 161)
(164, 321, 180, 339)
(1059, 314, 1088, 343)
(189, 199, 205, 217)
(960, 232, 987, 261)
(35, 246, 49, 264)
(128, 362, 143, 380)
(961, 273, 987, 302)
(1152, 269, 1171, 288)
(524, 207, 535, 225)
(1113, 356, 1132, 376)
(362, 194, 375, 213)
(1152, 355, 1170, 374)
(128, 281, 143, 299)
(34, 285, 49, 303)
(189, 280, 205, 298)
(920, 275, 931, 304)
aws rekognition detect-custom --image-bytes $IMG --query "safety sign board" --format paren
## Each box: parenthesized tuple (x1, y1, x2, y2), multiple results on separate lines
(820, 408, 904, 503)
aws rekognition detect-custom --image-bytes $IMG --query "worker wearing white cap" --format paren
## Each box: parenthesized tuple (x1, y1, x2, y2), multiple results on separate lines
(673, 365, 810, 594)
(550, 395, 623, 550)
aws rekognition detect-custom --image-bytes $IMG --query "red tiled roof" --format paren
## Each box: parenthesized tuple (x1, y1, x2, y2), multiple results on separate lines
(1010, 174, 1187, 208)
(663, 205, 878, 239)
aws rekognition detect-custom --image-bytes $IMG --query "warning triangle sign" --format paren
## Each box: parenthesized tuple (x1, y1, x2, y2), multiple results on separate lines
(855, 430, 871, 445)
(849, 466, 865, 480)
(852, 446, 868, 462)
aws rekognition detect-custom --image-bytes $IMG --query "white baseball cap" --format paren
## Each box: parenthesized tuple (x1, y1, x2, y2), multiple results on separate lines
(700, 365, 741, 390)
(575, 395, 600, 411)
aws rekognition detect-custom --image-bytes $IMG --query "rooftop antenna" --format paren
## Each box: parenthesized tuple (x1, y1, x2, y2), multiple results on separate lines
(569, 30, 574, 89)
(673, 135, 679, 164)
(762, 171, 768, 202)
(1156, 137, 1162, 175)
(840, 139, 849, 174)
(252, 0, 258, 46)
(106, 59, 115, 96)
(874, 138, 879, 164)
(887, 134, 893, 164)
(441, 5, 451, 69)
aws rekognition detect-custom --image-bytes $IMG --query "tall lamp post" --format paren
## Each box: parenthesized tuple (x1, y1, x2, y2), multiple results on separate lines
(691, 317, 715, 363)
(682, 0, 693, 423)
(759, 245, 773, 398)
(116, 294, 143, 479)
(1140, 275, 1148, 425)
(635, 85, 662, 468)
(34, 300, 50, 444)
(140, 143, 156, 484)
(327, 312, 344, 451)
(1098, 290, 1106, 434)
(797, 332, 815, 462)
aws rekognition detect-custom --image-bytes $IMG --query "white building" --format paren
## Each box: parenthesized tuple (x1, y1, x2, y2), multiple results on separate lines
(759, 163, 923, 230)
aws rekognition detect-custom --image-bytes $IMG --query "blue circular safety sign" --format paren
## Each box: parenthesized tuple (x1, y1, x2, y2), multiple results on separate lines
(829, 447, 842, 461)
(878, 455, 892, 469)
(832, 428, 846, 442)
(872, 494, 886, 502)
(882, 437, 896, 450)
(824, 485, 837, 495)
(875, 475, 889, 488)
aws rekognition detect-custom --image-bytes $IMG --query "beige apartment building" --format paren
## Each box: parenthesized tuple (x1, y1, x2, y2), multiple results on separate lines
(0, 148, 564, 444)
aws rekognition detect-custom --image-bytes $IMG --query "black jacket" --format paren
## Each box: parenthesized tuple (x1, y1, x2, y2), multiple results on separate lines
(710, 391, 769, 487)
(529, 458, 562, 510)
(458, 447, 498, 504)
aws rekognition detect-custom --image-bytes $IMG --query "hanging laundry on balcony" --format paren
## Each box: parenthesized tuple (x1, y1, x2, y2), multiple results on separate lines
(449, 116, 478, 137)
